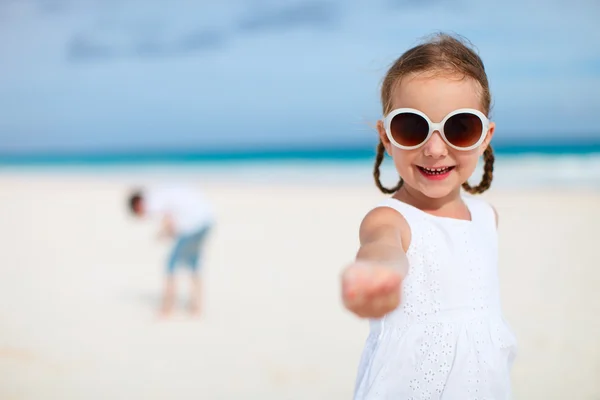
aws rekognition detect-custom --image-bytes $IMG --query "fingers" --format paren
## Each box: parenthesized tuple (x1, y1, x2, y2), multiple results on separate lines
(341, 265, 402, 318)
(376, 289, 400, 316)
(342, 265, 401, 298)
(351, 289, 400, 319)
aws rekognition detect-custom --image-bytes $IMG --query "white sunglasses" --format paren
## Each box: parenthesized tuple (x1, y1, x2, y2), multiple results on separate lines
(383, 108, 490, 151)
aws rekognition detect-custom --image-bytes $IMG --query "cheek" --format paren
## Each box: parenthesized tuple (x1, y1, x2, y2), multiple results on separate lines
(391, 148, 417, 175)
(455, 152, 480, 173)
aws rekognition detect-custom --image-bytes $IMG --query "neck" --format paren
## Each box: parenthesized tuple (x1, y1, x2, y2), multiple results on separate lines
(394, 184, 464, 214)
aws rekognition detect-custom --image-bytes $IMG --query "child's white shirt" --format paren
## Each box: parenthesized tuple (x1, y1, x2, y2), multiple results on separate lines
(145, 184, 213, 236)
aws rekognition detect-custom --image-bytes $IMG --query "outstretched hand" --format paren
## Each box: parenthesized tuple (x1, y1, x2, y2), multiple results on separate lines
(341, 261, 403, 319)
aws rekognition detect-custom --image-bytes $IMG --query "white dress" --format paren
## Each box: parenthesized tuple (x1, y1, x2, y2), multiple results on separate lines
(354, 195, 517, 400)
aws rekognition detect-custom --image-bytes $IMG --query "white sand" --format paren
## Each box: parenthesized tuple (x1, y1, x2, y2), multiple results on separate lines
(0, 170, 598, 399)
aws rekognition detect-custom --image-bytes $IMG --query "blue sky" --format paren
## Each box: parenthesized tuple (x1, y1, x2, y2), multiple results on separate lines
(1, 0, 599, 153)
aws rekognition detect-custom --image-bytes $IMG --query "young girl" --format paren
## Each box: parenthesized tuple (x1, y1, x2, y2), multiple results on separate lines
(341, 33, 517, 399)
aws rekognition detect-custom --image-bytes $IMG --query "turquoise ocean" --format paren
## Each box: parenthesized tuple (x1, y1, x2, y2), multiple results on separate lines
(2, 140, 599, 189)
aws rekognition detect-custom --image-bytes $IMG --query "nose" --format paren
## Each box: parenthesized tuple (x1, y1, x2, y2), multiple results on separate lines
(422, 131, 448, 158)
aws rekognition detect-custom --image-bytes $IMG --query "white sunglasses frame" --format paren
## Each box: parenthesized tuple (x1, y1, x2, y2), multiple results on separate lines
(383, 108, 490, 151)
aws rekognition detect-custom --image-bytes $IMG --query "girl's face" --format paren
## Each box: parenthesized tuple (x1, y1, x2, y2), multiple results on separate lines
(377, 72, 495, 200)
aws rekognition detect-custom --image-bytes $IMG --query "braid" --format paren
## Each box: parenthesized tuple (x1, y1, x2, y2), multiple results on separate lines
(462, 145, 495, 194)
(373, 141, 403, 194)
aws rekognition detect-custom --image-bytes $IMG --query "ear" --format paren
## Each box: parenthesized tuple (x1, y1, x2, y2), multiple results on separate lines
(480, 121, 495, 156)
(376, 120, 393, 156)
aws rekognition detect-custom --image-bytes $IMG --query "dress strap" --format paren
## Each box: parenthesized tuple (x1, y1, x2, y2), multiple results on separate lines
(463, 195, 497, 231)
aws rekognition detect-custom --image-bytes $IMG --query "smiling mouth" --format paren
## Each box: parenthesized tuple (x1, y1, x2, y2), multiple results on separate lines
(417, 166, 456, 176)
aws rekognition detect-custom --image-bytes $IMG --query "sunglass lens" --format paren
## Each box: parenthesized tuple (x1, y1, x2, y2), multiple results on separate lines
(390, 112, 429, 147)
(444, 113, 483, 148)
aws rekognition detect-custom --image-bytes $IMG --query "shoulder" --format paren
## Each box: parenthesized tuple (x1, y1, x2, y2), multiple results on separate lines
(144, 187, 172, 211)
(360, 200, 412, 252)
(360, 205, 408, 230)
(145, 187, 165, 202)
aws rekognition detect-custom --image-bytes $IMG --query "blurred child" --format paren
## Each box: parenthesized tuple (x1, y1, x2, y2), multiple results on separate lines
(129, 184, 214, 317)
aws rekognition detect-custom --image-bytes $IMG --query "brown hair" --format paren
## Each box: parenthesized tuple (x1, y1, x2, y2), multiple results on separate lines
(374, 32, 494, 195)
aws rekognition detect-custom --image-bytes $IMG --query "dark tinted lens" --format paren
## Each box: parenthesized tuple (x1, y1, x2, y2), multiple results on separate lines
(389, 112, 429, 147)
(443, 112, 483, 148)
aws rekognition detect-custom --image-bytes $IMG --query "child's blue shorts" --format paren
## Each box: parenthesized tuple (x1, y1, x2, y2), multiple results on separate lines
(167, 225, 211, 274)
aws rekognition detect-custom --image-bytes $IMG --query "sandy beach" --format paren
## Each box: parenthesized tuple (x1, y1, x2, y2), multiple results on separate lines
(0, 167, 598, 400)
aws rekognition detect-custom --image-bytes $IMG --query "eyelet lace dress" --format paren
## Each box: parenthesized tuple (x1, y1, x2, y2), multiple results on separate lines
(354, 196, 517, 400)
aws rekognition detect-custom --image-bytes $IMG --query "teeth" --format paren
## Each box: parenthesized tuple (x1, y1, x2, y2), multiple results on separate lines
(424, 167, 446, 172)
(422, 166, 451, 175)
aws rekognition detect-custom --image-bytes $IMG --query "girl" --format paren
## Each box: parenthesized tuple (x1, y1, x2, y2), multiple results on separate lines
(341, 33, 517, 399)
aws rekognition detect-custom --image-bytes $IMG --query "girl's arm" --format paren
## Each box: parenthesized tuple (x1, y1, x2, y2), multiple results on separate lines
(341, 207, 410, 319)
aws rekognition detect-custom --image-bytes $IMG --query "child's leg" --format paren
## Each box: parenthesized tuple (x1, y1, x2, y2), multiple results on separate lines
(160, 274, 176, 316)
(189, 273, 201, 315)
(186, 226, 211, 315)
(162, 237, 185, 316)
